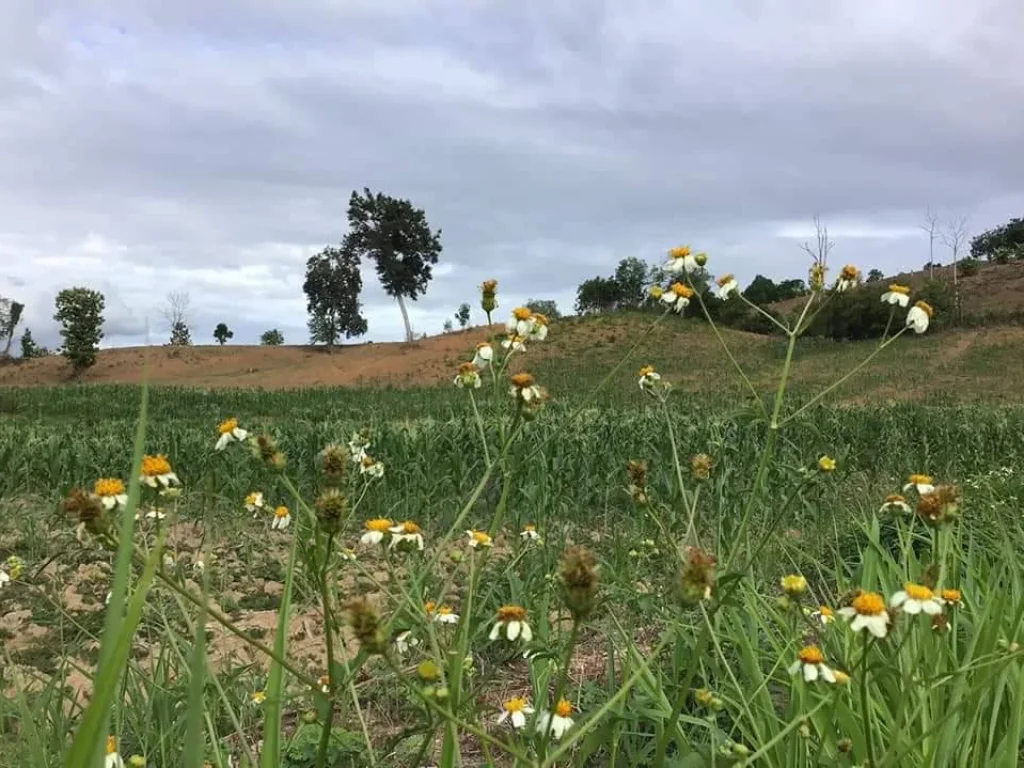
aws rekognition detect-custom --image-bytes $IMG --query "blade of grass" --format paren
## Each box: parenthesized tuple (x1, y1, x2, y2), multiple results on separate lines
(261, 530, 299, 767)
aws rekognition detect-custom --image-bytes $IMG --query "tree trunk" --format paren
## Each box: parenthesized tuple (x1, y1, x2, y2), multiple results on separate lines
(395, 294, 414, 342)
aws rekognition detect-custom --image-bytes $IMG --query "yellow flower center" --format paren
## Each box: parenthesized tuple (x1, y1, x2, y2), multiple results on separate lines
(471, 530, 492, 546)
(399, 521, 421, 534)
(531, 312, 548, 326)
(318, 675, 329, 688)
(670, 282, 694, 298)
(915, 300, 934, 317)
(781, 574, 807, 594)
(904, 583, 934, 601)
(639, 365, 656, 377)
(840, 264, 860, 280)
(524, 524, 536, 532)
(668, 245, 691, 259)
(555, 699, 573, 717)
(141, 455, 172, 477)
(438, 605, 454, 616)
(106, 736, 117, 755)
(274, 506, 289, 519)
(497, 605, 527, 622)
(510, 372, 535, 388)
(716, 273, 735, 287)
(253, 691, 266, 703)
(941, 589, 961, 603)
(366, 518, 392, 532)
(819, 606, 833, 617)
(513, 306, 533, 321)
(909, 474, 933, 485)
(361, 455, 376, 468)
(885, 493, 906, 504)
(888, 284, 910, 295)
(818, 456, 836, 471)
(218, 417, 238, 434)
(94, 478, 125, 496)
(424, 601, 436, 615)
(798, 645, 825, 664)
(458, 362, 476, 375)
(851, 592, 886, 616)
(504, 696, 528, 713)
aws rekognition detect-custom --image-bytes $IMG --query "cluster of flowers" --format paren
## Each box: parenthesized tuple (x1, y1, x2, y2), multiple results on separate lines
(453, 300, 550, 392)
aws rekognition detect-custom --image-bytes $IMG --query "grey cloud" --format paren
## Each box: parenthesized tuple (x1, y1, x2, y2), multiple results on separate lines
(1, 1, 1022, 349)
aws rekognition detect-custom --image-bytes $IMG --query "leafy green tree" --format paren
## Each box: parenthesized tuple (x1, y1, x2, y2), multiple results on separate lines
(971, 216, 1024, 261)
(303, 245, 368, 350)
(54, 287, 105, 371)
(169, 321, 192, 346)
(742, 275, 806, 305)
(442, 318, 454, 333)
(19, 328, 46, 359)
(455, 303, 471, 329)
(613, 257, 649, 309)
(261, 329, 284, 346)
(0, 297, 24, 357)
(575, 276, 622, 314)
(525, 299, 561, 319)
(866, 269, 885, 283)
(213, 323, 233, 345)
(341, 188, 443, 342)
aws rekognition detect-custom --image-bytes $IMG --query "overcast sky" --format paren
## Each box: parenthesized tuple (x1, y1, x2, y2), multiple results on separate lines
(2, 1, 1022, 348)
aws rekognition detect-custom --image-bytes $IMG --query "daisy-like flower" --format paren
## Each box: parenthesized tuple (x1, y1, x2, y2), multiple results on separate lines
(497, 696, 534, 729)
(271, 505, 291, 530)
(318, 675, 330, 694)
(389, 521, 425, 551)
(501, 334, 527, 353)
(661, 282, 694, 313)
(472, 342, 494, 369)
(940, 588, 962, 606)
(215, 417, 248, 451)
(537, 699, 576, 740)
(509, 372, 542, 403)
(664, 245, 699, 275)
(244, 491, 265, 516)
(454, 361, 482, 389)
(715, 273, 738, 300)
(348, 432, 370, 463)
(252, 690, 266, 705)
(879, 493, 912, 515)
(360, 455, 385, 478)
(521, 524, 541, 541)
(490, 604, 533, 642)
(836, 265, 861, 292)
(903, 474, 935, 495)
(140, 455, 179, 488)
(360, 518, 393, 545)
(435, 605, 460, 625)
(507, 306, 536, 337)
(811, 606, 835, 626)
(638, 364, 661, 391)
(818, 456, 837, 472)
(466, 529, 493, 548)
(529, 313, 549, 341)
(838, 591, 890, 638)
(890, 582, 944, 615)
(144, 508, 167, 521)
(788, 645, 837, 683)
(105, 736, 125, 768)
(94, 478, 129, 510)
(881, 283, 911, 307)
(339, 548, 357, 562)
(906, 300, 934, 334)
(394, 631, 419, 654)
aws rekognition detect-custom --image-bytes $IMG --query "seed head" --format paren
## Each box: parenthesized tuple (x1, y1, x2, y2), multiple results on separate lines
(679, 546, 717, 606)
(345, 597, 388, 655)
(314, 489, 349, 534)
(417, 660, 442, 682)
(691, 453, 713, 481)
(63, 488, 107, 534)
(917, 484, 961, 527)
(559, 546, 599, 619)
(250, 433, 286, 472)
(319, 444, 350, 485)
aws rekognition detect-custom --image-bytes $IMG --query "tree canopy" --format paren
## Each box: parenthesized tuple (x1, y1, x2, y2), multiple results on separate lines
(303, 245, 368, 348)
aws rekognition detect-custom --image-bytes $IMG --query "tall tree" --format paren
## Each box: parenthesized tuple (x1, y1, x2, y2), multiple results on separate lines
(342, 188, 443, 343)
(54, 287, 105, 371)
(613, 257, 649, 309)
(303, 245, 367, 350)
(971, 215, 1024, 262)
(0, 297, 25, 357)
(213, 323, 233, 345)
(575, 276, 622, 314)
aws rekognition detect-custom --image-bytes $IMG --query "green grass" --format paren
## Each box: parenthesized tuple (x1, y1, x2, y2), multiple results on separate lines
(3, 302, 1024, 767)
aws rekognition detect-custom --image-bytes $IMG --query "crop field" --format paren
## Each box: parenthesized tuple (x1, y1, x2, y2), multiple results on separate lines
(3, 304, 1024, 767)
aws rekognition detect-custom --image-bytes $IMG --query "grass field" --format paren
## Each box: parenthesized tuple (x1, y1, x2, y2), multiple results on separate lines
(3, 294, 1024, 767)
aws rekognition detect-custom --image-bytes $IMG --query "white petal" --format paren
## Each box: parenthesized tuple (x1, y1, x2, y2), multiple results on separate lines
(866, 615, 889, 638)
(903, 600, 923, 615)
(821, 666, 836, 683)
(512, 711, 526, 729)
(507, 621, 521, 641)
(804, 664, 818, 682)
(850, 614, 868, 633)
(102, 496, 116, 510)
(116, 494, 128, 506)
(496, 711, 509, 725)
(215, 433, 230, 451)
(788, 661, 801, 676)
(922, 600, 942, 615)
(520, 623, 533, 642)
(234, 428, 248, 440)
(838, 607, 856, 619)
(890, 591, 908, 607)
(489, 622, 501, 641)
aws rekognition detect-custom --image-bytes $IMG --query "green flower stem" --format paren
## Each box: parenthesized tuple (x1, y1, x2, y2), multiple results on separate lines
(316, 532, 338, 768)
(537, 618, 581, 762)
(738, 292, 792, 335)
(468, 389, 493, 467)
(861, 633, 878, 767)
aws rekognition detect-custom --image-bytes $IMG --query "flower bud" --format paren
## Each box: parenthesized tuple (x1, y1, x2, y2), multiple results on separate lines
(345, 598, 388, 655)
(314, 489, 349, 534)
(559, 546, 599, 619)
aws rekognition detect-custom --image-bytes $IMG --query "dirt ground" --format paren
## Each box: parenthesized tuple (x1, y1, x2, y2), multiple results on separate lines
(0, 325, 510, 390)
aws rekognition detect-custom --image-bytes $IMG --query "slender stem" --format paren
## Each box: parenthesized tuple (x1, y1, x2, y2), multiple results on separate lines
(738, 293, 792, 334)
(316, 532, 337, 768)
(861, 633, 878, 766)
(652, 626, 713, 765)
(468, 390, 492, 467)
(781, 328, 908, 427)
(538, 619, 581, 761)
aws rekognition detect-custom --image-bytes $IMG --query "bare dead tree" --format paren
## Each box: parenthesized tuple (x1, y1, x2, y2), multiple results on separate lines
(919, 207, 940, 279)
(798, 215, 834, 293)
(942, 214, 970, 323)
(161, 290, 191, 332)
